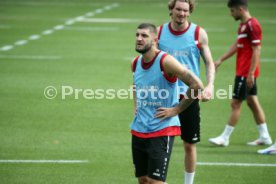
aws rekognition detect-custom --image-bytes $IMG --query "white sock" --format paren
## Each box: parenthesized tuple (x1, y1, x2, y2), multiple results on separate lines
(257, 123, 270, 138)
(221, 125, 234, 140)
(184, 171, 195, 184)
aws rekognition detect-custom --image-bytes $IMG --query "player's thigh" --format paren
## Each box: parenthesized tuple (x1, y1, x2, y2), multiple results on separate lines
(230, 98, 243, 109)
(132, 135, 148, 177)
(179, 100, 200, 143)
(147, 136, 175, 182)
(233, 76, 247, 100)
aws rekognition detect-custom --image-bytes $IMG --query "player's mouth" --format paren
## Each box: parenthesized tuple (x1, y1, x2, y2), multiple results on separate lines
(136, 42, 143, 46)
(177, 16, 185, 21)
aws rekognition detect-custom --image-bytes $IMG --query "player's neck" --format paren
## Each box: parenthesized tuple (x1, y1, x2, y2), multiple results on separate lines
(171, 21, 189, 31)
(241, 12, 252, 23)
(143, 48, 159, 63)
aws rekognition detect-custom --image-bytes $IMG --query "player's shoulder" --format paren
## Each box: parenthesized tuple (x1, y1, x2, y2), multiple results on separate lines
(247, 17, 262, 32)
(131, 56, 140, 63)
(161, 53, 180, 68)
(157, 23, 164, 32)
(198, 26, 207, 35)
(162, 53, 173, 61)
(131, 56, 140, 72)
(250, 17, 260, 23)
(157, 25, 161, 32)
(248, 17, 261, 27)
(195, 24, 208, 41)
(157, 23, 167, 36)
(191, 22, 202, 29)
(191, 22, 206, 35)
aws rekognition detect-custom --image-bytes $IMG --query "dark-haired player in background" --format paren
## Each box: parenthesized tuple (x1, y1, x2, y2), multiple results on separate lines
(209, 0, 272, 148)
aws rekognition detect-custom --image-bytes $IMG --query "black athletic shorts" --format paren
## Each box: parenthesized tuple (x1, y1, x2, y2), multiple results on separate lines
(178, 99, 200, 144)
(233, 76, 257, 100)
(131, 135, 175, 182)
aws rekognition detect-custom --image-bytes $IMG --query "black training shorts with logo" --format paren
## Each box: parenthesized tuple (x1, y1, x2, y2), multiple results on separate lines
(132, 135, 174, 182)
(178, 99, 200, 144)
(233, 76, 257, 100)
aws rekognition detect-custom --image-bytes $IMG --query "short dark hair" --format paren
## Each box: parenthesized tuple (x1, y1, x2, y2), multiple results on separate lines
(227, 0, 248, 8)
(137, 23, 157, 35)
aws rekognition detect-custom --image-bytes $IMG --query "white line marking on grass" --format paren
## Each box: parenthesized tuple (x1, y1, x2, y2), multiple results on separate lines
(28, 34, 40, 40)
(0, 45, 14, 51)
(261, 20, 276, 24)
(54, 25, 65, 30)
(211, 46, 234, 50)
(65, 26, 119, 32)
(104, 6, 112, 10)
(206, 28, 227, 32)
(261, 58, 276, 62)
(42, 29, 54, 35)
(197, 162, 276, 167)
(111, 3, 119, 8)
(0, 3, 120, 52)
(75, 16, 85, 21)
(124, 57, 135, 61)
(65, 20, 76, 26)
(0, 160, 89, 163)
(85, 12, 95, 17)
(94, 9, 103, 14)
(80, 18, 143, 23)
(0, 1, 104, 7)
(14, 40, 28, 46)
(0, 55, 61, 60)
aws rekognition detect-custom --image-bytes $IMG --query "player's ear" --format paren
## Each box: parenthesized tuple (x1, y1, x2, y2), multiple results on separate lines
(240, 6, 247, 13)
(238, 6, 243, 12)
(153, 36, 158, 45)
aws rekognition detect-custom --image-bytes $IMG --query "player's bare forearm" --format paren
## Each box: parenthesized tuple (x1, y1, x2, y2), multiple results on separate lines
(202, 58, 215, 101)
(200, 46, 215, 87)
(155, 54, 204, 120)
(247, 46, 260, 88)
(166, 55, 204, 111)
(248, 46, 261, 76)
(199, 28, 215, 85)
(177, 71, 204, 112)
(218, 43, 237, 63)
(158, 76, 204, 121)
(176, 88, 195, 112)
(206, 62, 215, 87)
(199, 29, 215, 101)
(155, 74, 203, 121)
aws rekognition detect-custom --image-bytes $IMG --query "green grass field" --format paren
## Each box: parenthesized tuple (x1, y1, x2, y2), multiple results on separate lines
(0, 0, 276, 183)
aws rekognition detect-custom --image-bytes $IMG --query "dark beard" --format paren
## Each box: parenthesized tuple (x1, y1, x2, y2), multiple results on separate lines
(235, 16, 241, 21)
(135, 44, 152, 54)
(176, 20, 184, 26)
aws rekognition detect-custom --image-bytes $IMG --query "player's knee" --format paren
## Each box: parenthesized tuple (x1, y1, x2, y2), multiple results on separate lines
(230, 100, 241, 110)
(246, 99, 254, 108)
(184, 142, 195, 153)
(246, 98, 257, 109)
